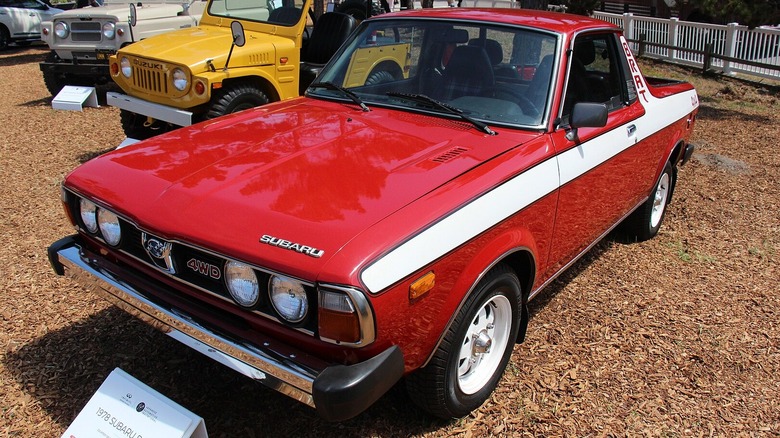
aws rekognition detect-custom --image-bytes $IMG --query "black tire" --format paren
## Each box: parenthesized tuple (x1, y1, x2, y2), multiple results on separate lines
(364, 69, 397, 86)
(619, 161, 675, 242)
(120, 109, 172, 140)
(335, 0, 382, 21)
(42, 53, 68, 96)
(205, 83, 270, 120)
(406, 264, 522, 418)
(0, 25, 9, 51)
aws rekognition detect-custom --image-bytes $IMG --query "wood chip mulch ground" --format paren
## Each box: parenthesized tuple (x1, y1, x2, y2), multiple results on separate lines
(0, 44, 778, 437)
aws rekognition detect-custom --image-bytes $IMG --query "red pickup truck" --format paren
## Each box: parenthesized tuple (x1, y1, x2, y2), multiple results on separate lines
(48, 8, 698, 421)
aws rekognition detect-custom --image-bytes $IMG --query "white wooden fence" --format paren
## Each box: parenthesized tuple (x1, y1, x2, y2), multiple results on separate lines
(593, 12, 780, 81)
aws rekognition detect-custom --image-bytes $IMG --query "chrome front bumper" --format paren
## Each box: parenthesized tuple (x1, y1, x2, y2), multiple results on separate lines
(107, 91, 193, 126)
(48, 236, 404, 421)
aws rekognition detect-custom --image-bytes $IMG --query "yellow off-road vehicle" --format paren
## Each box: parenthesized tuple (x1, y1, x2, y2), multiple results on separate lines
(108, 0, 408, 139)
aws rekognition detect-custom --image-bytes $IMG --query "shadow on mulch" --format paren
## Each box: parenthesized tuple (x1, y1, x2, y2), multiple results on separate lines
(0, 46, 47, 67)
(696, 99, 774, 124)
(3, 307, 451, 436)
(77, 147, 117, 163)
(528, 238, 613, 319)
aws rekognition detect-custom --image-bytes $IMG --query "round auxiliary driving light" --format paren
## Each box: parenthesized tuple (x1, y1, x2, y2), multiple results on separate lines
(225, 261, 260, 307)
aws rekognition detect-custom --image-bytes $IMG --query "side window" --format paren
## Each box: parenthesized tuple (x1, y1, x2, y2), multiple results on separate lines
(562, 33, 632, 120)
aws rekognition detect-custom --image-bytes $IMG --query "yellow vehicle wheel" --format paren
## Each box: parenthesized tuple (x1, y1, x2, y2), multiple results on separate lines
(206, 83, 271, 120)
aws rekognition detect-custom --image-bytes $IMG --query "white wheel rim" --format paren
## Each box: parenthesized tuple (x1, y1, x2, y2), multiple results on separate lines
(456, 294, 512, 395)
(650, 172, 670, 228)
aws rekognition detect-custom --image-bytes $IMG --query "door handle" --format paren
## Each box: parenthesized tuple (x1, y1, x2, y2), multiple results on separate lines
(627, 124, 637, 136)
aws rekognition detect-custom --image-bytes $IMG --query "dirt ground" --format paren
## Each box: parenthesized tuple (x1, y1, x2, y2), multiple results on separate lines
(0, 44, 778, 437)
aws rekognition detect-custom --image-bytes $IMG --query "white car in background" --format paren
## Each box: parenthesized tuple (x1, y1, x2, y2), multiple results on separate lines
(0, 0, 61, 49)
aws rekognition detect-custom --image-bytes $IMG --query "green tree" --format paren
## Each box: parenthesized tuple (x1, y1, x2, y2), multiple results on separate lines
(564, 0, 601, 16)
(679, 0, 779, 27)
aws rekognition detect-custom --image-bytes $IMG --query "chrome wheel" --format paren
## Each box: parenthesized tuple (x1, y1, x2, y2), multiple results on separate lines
(650, 172, 670, 228)
(406, 264, 522, 418)
(457, 294, 512, 395)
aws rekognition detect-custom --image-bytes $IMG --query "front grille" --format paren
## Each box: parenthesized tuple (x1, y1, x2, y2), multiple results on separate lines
(65, 192, 318, 333)
(132, 64, 168, 95)
(71, 21, 102, 42)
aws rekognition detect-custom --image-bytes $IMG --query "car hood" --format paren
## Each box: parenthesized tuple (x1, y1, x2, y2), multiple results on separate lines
(53, 3, 184, 21)
(66, 99, 541, 280)
(117, 25, 287, 69)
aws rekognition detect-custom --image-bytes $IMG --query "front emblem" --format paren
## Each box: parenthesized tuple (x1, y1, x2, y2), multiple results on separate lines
(259, 234, 324, 258)
(142, 232, 176, 273)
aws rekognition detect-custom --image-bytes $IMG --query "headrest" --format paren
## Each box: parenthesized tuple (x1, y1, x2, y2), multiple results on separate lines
(573, 39, 595, 65)
(468, 38, 503, 65)
(437, 28, 469, 44)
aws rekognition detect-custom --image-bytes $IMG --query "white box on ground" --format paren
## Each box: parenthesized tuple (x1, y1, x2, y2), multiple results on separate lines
(52, 86, 99, 111)
(62, 368, 207, 438)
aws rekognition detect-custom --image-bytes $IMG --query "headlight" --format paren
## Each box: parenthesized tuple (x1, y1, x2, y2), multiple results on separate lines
(102, 22, 116, 39)
(120, 57, 132, 78)
(97, 209, 122, 246)
(54, 22, 69, 39)
(225, 261, 260, 307)
(172, 68, 188, 91)
(79, 198, 98, 234)
(269, 275, 308, 323)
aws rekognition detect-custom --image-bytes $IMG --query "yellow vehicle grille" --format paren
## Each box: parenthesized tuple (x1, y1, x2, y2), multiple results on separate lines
(132, 65, 169, 95)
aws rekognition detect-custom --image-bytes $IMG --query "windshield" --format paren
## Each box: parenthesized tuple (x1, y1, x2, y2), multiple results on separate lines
(312, 18, 559, 128)
(208, 0, 305, 25)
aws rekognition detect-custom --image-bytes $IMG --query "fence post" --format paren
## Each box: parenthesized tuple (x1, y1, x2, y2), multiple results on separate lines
(638, 33, 646, 57)
(703, 42, 713, 74)
(723, 22, 739, 75)
(668, 17, 678, 62)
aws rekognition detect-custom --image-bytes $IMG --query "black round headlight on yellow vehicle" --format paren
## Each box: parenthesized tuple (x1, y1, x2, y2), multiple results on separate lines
(225, 261, 260, 307)
(269, 275, 308, 323)
(97, 209, 122, 246)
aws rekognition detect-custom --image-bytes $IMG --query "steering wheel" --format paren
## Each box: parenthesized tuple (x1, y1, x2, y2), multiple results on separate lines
(492, 87, 540, 119)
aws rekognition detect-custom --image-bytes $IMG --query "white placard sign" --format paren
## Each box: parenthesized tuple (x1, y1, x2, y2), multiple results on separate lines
(52, 86, 99, 111)
(62, 368, 208, 438)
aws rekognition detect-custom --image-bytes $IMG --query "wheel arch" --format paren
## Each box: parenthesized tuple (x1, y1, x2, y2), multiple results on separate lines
(369, 59, 403, 78)
(219, 74, 282, 103)
(661, 138, 686, 205)
(419, 243, 537, 369)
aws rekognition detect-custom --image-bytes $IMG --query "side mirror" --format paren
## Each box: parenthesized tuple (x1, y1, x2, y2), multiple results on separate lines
(224, 21, 245, 71)
(129, 3, 137, 27)
(566, 102, 608, 142)
(231, 20, 245, 47)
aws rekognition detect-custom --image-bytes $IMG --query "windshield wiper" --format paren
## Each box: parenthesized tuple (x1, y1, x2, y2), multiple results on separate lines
(309, 81, 370, 112)
(386, 92, 496, 136)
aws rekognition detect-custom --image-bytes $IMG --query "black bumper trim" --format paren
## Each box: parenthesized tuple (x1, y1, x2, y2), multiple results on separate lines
(39, 61, 111, 78)
(313, 345, 404, 422)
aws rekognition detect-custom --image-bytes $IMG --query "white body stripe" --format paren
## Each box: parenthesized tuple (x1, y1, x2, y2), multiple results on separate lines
(361, 158, 560, 293)
(360, 45, 699, 294)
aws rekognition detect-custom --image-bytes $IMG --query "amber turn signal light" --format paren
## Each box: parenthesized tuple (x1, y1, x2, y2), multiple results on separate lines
(410, 271, 435, 301)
